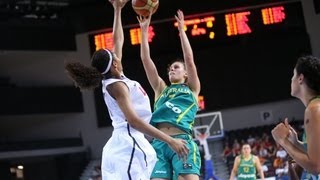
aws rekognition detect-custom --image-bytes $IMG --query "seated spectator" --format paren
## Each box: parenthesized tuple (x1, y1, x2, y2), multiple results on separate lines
(232, 139, 241, 157)
(222, 143, 233, 163)
(273, 156, 284, 169)
(266, 143, 277, 160)
(274, 158, 289, 178)
(247, 134, 256, 146)
(276, 145, 287, 159)
(263, 135, 273, 149)
(258, 145, 268, 159)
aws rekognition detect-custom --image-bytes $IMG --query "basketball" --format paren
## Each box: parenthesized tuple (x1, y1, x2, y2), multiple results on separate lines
(132, 0, 159, 17)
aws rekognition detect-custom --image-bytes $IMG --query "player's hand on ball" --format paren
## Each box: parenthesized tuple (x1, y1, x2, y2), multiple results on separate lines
(137, 15, 151, 31)
(132, 0, 159, 17)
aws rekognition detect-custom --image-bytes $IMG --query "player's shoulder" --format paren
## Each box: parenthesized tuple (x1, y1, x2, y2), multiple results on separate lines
(235, 155, 241, 161)
(308, 100, 320, 112)
(306, 100, 320, 119)
(252, 155, 260, 161)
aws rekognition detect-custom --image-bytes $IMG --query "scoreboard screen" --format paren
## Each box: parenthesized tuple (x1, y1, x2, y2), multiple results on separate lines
(89, 1, 305, 55)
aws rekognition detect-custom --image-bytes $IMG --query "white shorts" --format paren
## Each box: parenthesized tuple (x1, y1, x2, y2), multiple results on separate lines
(101, 127, 157, 180)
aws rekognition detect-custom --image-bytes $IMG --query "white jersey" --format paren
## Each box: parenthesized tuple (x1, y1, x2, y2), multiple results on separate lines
(100, 76, 156, 180)
(102, 76, 152, 131)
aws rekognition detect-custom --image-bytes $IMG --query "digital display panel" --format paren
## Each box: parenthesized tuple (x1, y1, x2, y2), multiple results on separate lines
(89, 1, 305, 54)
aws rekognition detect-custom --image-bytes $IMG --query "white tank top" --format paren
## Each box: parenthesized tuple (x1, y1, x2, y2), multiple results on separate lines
(101, 76, 152, 131)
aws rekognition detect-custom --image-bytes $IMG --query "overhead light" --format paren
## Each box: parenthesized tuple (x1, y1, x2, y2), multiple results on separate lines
(23, 13, 38, 19)
(1, 0, 68, 20)
(36, 1, 69, 7)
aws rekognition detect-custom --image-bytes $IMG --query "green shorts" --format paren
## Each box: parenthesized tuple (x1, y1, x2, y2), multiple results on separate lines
(150, 134, 201, 179)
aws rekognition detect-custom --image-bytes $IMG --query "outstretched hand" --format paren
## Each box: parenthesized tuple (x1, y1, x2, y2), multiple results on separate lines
(169, 138, 189, 160)
(109, 0, 129, 9)
(137, 15, 152, 32)
(174, 9, 185, 31)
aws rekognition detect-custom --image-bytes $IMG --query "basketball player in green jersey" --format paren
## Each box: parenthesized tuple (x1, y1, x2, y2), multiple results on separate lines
(272, 55, 320, 179)
(229, 144, 265, 180)
(138, 10, 201, 180)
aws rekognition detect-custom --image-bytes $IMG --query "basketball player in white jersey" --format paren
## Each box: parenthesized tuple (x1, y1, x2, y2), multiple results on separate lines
(64, 0, 189, 179)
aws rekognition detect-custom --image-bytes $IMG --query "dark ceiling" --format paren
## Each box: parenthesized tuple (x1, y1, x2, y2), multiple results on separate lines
(0, 0, 222, 33)
(1, 0, 290, 33)
(0, 0, 290, 51)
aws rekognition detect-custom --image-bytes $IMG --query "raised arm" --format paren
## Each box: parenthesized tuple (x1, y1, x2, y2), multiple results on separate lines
(138, 15, 166, 98)
(175, 10, 201, 96)
(110, 0, 128, 67)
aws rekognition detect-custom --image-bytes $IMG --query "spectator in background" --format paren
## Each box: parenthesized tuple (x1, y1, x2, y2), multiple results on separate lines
(272, 55, 320, 179)
(266, 143, 277, 161)
(232, 139, 241, 157)
(275, 146, 287, 160)
(222, 143, 233, 163)
(262, 135, 273, 149)
(247, 135, 256, 146)
(258, 144, 268, 159)
(273, 156, 289, 178)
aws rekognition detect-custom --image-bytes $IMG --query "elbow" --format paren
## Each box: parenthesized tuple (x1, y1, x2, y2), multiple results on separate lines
(140, 56, 147, 62)
(310, 169, 320, 175)
(126, 118, 139, 129)
(308, 161, 320, 174)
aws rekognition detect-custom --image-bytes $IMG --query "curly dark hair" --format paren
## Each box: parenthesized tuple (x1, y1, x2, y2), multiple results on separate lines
(295, 55, 320, 93)
(65, 49, 113, 90)
(65, 62, 103, 90)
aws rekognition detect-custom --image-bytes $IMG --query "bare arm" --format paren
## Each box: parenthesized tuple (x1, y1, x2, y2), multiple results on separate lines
(229, 156, 240, 180)
(107, 81, 189, 157)
(272, 106, 320, 174)
(110, 0, 129, 67)
(175, 10, 201, 97)
(254, 156, 265, 180)
(138, 15, 166, 99)
(295, 104, 320, 173)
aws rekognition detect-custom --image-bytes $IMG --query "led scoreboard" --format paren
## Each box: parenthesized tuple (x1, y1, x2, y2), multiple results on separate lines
(89, 1, 305, 54)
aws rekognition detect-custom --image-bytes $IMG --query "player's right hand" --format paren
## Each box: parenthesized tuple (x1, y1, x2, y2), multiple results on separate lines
(170, 138, 189, 160)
